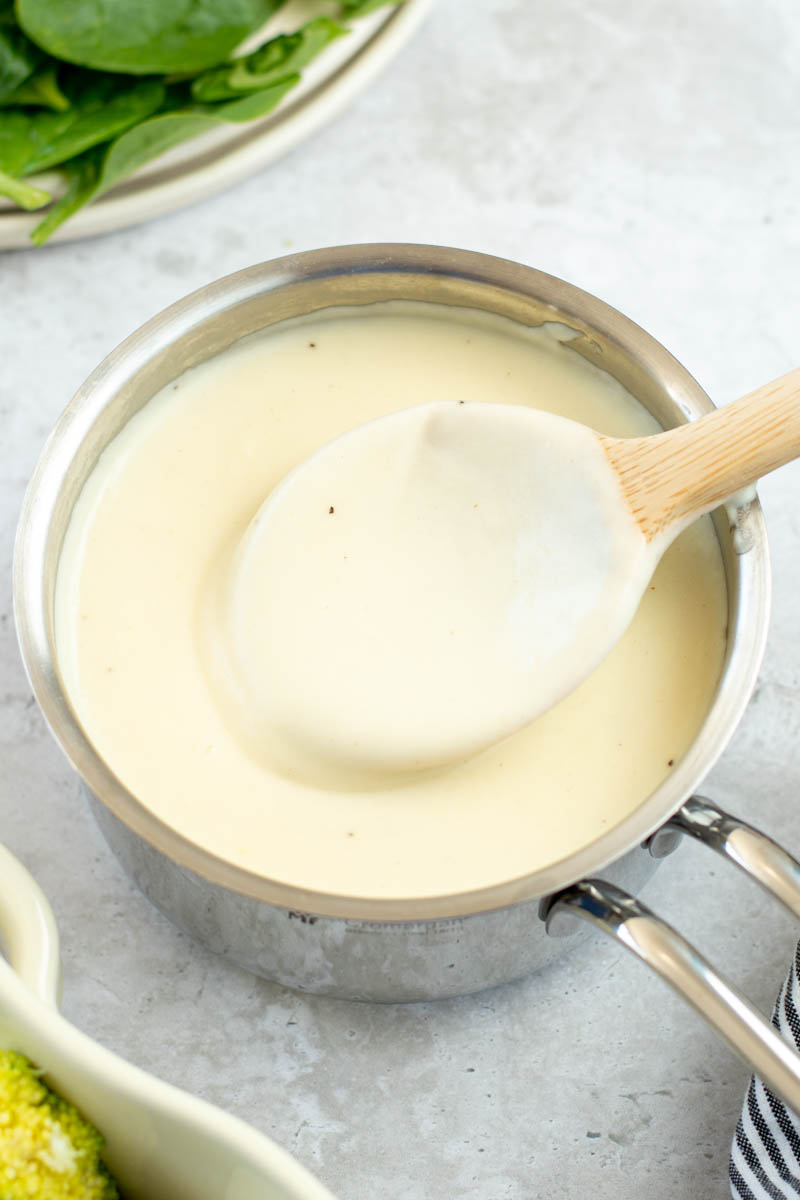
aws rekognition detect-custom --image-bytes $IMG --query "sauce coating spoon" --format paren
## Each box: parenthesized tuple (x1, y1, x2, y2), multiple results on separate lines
(221, 367, 800, 779)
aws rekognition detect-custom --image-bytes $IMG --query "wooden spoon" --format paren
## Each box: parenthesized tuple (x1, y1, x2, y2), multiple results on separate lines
(605, 368, 800, 544)
(221, 370, 800, 779)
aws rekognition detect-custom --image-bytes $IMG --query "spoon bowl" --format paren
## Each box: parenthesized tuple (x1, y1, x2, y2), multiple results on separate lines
(225, 400, 654, 777)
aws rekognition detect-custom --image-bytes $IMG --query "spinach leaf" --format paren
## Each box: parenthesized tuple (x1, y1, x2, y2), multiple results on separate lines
(0, 65, 69, 109)
(191, 17, 345, 103)
(88, 108, 224, 193)
(0, 107, 60, 176)
(340, 0, 395, 13)
(204, 76, 299, 122)
(16, 0, 287, 76)
(94, 76, 300, 187)
(0, 164, 48, 207)
(0, 16, 40, 102)
(28, 148, 99, 242)
(30, 74, 299, 242)
(0, 75, 165, 177)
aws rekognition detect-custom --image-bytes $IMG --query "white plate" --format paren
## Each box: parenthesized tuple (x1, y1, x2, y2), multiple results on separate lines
(0, 0, 433, 248)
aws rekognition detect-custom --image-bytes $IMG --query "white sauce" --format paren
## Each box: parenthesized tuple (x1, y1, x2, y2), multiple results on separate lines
(224, 401, 653, 779)
(55, 304, 728, 900)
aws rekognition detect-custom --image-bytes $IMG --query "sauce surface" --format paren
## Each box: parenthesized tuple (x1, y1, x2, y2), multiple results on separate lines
(55, 304, 728, 900)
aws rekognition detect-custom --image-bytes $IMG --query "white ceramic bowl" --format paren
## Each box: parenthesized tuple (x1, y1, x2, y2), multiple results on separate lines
(0, 843, 335, 1200)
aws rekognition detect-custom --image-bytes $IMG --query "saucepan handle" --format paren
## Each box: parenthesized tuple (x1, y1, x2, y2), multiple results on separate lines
(661, 795, 800, 920)
(545, 794, 800, 1114)
(0, 843, 61, 1007)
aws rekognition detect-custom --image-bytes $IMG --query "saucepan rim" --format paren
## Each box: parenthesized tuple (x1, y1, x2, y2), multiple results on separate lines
(12, 242, 771, 922)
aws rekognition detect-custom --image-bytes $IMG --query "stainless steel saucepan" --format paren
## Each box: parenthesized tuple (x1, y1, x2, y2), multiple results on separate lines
(15, 244, 800, 1111)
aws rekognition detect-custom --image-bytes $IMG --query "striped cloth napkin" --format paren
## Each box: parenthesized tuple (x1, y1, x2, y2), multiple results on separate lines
(730, 943, 800, 1198)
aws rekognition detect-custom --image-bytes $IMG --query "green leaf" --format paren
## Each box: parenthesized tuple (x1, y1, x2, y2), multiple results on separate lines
(0, 107, 54, 175)
(93, 108, 223, 193)
(29, 74, 299, 243)
(0, 19, 40, 102)
(0, 65, 69, 109)
(191, 17, 345, 103)
(30, 149, 98, 242)
(0, 75, 165, 178)
(0, 164, 48, 207)
(97, 76, 298, 192)
(16, 0, 287, 75)
(340, 0, 395, 14)
(204, 74, 298, 121)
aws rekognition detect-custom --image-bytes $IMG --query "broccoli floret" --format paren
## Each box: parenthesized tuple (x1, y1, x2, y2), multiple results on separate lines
(0, 1049, 120, 1199)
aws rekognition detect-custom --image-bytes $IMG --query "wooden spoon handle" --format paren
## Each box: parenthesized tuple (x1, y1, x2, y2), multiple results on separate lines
(602, 366, 800, 543)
